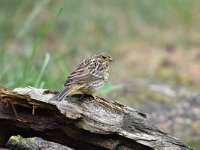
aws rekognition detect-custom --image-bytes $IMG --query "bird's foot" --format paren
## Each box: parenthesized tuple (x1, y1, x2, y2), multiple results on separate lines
(79, 94, 96, 101)
(87, 94, 97, 103)
(87, 94, 96, 100)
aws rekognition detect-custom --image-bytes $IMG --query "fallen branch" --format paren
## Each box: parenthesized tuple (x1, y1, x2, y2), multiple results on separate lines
(0, 86, 192, 150)
(7, 135, 73, 150)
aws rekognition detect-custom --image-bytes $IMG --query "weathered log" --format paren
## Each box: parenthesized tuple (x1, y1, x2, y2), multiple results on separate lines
(7, 135, 73, 150)
(0, 86, 192, 150)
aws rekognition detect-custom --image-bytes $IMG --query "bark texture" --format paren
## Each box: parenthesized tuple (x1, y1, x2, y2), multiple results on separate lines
(0, 86, 192, 150)
(7, 135, 73, 150)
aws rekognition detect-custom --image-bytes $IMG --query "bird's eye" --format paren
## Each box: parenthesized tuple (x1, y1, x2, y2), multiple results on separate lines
(102, 56, 106, 59)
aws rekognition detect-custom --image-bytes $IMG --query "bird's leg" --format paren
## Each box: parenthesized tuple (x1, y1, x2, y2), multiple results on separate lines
(84, 94, 96, 100)
(85, 94, 97, 103)
(86, 94, 96, 100)
(79, 94, 96, 101)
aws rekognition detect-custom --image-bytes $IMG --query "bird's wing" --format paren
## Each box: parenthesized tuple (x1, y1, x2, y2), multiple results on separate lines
(64, 59, 104, 86)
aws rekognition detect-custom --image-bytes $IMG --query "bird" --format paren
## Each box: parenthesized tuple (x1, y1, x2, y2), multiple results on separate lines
(50, 52, 115, 101)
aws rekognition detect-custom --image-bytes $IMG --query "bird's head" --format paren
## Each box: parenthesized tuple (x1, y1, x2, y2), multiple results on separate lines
(93, 52, 115, 63)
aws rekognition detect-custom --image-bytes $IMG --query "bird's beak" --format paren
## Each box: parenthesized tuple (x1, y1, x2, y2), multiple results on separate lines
(109, 57, 115, 62)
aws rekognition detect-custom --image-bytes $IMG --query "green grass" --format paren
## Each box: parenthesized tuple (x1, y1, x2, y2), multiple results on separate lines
(1, 0, 200, 90)
(187, 139, 200, 150)
(0, 1, 200, 147)
(0, 2, 64, 89)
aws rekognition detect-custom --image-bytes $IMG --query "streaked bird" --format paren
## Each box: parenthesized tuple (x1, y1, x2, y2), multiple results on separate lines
(51, 52, 114, 101)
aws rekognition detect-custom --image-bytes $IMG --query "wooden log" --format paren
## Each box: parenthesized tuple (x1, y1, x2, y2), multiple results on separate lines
(0, 86, 192, 150)
(7, 135, 73, 150)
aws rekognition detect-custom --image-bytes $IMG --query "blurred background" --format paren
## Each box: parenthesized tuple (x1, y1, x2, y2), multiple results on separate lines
(0, 0, 200, 149)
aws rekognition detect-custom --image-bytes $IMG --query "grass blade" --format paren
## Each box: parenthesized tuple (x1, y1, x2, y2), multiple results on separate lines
(34, 53, 50, 87)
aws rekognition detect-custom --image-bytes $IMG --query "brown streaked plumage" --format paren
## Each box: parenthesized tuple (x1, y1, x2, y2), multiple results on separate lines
(51, 52, 114, 101)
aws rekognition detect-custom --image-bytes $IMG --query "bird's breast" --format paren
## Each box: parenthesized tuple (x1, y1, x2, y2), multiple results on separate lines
(104, 72, 109, 81)
(78, 80, 105, 94)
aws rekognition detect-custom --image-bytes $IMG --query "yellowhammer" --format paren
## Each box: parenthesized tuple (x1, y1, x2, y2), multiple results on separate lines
(51, 52, 114, 101)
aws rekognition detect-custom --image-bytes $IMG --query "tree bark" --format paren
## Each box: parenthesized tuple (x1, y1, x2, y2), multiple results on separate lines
(0, 86, 192, 150)
(6, 135, 73, 150)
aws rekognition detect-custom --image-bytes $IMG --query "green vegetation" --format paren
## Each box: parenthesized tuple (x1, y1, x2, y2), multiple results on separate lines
(187, 140, 200, 150)
(1, 0, 200, 91)
(0, 1, 200, 148)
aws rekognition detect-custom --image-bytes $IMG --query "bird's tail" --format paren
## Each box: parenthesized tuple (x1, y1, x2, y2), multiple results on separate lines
(50, 87, 70, 101)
